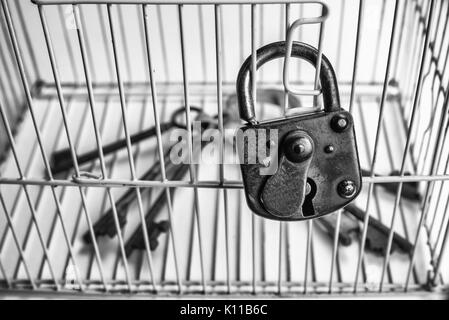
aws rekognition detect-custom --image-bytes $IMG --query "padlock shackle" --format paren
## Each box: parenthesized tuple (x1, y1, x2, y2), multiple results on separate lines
(237, 41, 341, 124)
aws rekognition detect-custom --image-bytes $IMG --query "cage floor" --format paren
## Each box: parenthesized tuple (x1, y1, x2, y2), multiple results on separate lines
(0, 86, 438, 295)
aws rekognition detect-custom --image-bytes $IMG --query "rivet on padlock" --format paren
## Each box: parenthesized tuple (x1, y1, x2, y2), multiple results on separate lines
(237, 41, 362, 221)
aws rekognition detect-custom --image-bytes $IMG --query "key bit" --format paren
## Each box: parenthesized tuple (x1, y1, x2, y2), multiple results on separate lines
(83, 149, 175, 244)
(316, 212, 360, 246)
(126, 219, 170, 254)
(51, 122, 174, 175)
(361, 169, 421, 201)
(344, 204, 414, 256)
(125, 163, 189, 255)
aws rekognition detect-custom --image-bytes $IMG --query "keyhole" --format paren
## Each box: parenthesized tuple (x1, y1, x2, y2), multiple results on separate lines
(302, 178, 317, 217)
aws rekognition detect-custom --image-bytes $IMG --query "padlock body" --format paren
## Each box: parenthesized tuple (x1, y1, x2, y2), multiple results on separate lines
(238, 109, 362, 221)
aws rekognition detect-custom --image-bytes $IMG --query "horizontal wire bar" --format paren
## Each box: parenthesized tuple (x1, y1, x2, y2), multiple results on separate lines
(32, 1, 329, 6)
(1, 174, 449, 189)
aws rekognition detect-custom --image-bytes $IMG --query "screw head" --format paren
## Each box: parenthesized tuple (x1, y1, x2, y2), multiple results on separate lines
(324, 145, 335, 154)
(337, 180, 357, 199)
(331, 114, 350, 133)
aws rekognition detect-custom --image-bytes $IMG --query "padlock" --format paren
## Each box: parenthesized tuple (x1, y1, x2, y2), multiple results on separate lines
(237, 41, 362, 221)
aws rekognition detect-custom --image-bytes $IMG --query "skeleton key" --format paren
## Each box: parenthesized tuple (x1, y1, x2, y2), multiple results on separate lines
(124, 163, 189, 255)
(361, 169, 421, 202)
(344, 204, 414, 255)
(83, 147, 177, 243)
(51, 122, 174, 175)
(51, 106, 206, 175)
(316, 211, 360, 246)
(83, 106, 206, 243)
(317, 205, 413, 256)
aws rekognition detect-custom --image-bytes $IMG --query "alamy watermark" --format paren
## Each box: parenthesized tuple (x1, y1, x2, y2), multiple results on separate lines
(169, 121, 279, 175)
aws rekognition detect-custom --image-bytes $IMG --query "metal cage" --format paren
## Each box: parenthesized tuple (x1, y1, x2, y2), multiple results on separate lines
(0, 0, 448, 298)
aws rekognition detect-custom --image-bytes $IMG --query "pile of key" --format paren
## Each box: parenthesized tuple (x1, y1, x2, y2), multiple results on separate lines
(50, 90, 419, 257)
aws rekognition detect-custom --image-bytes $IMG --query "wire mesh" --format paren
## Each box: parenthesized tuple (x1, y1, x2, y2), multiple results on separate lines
(0, 0, 448, 296)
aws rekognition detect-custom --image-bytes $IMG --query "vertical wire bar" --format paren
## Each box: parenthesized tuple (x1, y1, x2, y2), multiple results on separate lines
(432, 147, 449, 254)
(380, 0, 436, 292)
(407, 0, 442, 162)
(0, 5, 25, 100)
(236, 4, 245, 286)
(312, 7, 327, 108)
(304, 4, 327, 294)
(0, 98, 35, 290)
(117, 5, 133, 81)
(0, 192, 35, 289)
(97, 4, 115, 82)
(36, 99, 80, 281)
(257, 4, 267, 284)
(433, 185, 449, 257)
(0, 70, 14, 122)
(24, 101, 73, 281)
(404, 0, 430, 109)
(353, 0, 401, 293)
(36, 6, 86, 291)
(14, 0, 41, 80)
(142, 4, 182, 293)
(297, 3, 303, 79)
(277, 222, 283, 295)
(432, 199, 449, 283)
(57, 5, 81, 82)
(335, 0, 346, 75)
(236, 191, 242, 283)
(407, 82, 449, 286)
(416, 40, 449, 179)
(211, 189, 220, 282)
(74, 100, 111, 289)
(185, 185, 197, 282)
(0, 255, 10, 289)
(132, 98, 152, 283)
(35, 14, 107, 293)
(0, 18, 21, 111)
(0, 100, 51, 257)
(421, 100, 449, 231)
(106, 3, 156, 291)
(111, 102, 149, 283)
(285, 3, 291, 289)
(370, 0, 387, 82)
(178, 3, 207, 294)
(420, 90, 449, 280)
(154, 102, 170, 285)
(198, 5, 208, 82)
(156, 6, 170, 81)
(1, 0, 65, 290)
(418, 4, 449, 242)
(395, 1, 417, 110)
(12, 0, 38, 82)
(279, 3, 290, 296)
(215, 4, 230, 294)
(330, 0, 356, 284)
(421, 4, 449, 233)
(358, 98, 396, 283)
(349, 0, 365, 113)
(328, 210, 342, 293)
(73, 4, 130, 292)
(251, 3, 258, 295)
(303, 220, 313, 294)
(78, 6, 98, 82)
(392, 0, 410, 81)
